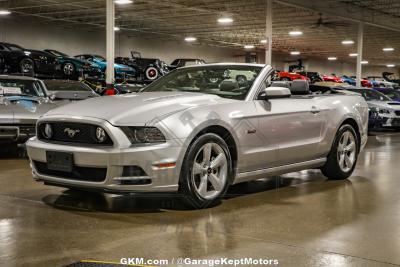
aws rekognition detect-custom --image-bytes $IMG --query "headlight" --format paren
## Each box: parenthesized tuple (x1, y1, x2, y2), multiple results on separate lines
(121, 127, 166, 144)
(95, 127, 107, 143)
(42, 124, 53, 139)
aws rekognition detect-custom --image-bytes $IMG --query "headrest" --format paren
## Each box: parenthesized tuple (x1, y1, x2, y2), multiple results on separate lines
(271, 81, 290, 88)
(220, 79, 239, 91)
(290, 80, 310, 95)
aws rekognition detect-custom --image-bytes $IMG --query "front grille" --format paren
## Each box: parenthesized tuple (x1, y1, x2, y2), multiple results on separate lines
(34, 161, 107, 182)
(395, 111, 400, 116)
(37, 122, 113, 146)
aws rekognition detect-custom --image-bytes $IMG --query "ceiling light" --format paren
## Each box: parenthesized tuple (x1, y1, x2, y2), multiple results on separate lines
(114, 0, 133, 4)
(387, 64, 395, 68)
(327, 57, 337, 61)
(260, 39, 267, 44)
(361, 60, 368, 64)
(290, 51, 301, 55)
(114, 27, 120, 31)
(244, 45, 255, 49)
(217, 17, 233, 24)
(349, 53, 358, 57)
(0, 10, 11, 15)
(289, 31, 303, 36)
(383, 47, 394, 52)
(341, 40, 354, 45)
(184, 37, 197, 42)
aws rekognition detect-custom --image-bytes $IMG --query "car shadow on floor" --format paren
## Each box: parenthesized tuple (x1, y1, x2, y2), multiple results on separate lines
(41, 170, 337, 213)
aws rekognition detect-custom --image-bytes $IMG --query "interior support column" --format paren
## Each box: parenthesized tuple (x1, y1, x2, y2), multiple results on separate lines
(265, 0, 273, 65)
(106, 0, 115, 87)
(356, 22, 364, 87)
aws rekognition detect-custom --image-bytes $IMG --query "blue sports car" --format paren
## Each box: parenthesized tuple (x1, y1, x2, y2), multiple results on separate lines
(74, 54, 135, 80)
(341, 75, 356, 86)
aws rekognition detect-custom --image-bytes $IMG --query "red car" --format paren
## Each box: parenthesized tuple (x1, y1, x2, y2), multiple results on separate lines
(323, 75, 343, 83)
(350, 76, 373, 88)
(277, 71, 309, 81)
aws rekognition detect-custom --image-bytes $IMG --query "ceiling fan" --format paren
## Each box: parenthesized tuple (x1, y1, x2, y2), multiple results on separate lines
(312, 13, 350, 28)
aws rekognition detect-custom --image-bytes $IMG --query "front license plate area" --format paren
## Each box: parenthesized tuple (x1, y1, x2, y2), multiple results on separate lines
(46, 151, 73, 172)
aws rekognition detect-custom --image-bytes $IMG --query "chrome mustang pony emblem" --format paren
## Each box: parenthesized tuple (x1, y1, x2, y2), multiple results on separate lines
(64, 128, 80, 138)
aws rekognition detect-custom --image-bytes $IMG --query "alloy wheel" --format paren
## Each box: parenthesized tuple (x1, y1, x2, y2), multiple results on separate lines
(20, 59, 33, 73)
(63, 63, 75, 76)
(191, 142, 228, 200)
(337, 130, 356, 172)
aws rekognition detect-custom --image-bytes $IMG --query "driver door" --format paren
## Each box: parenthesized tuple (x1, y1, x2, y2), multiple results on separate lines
(254, 96, 324, 167)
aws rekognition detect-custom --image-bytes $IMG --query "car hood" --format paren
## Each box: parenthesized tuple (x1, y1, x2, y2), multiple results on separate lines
(46, 92, 232, 125)
(0, 96, 60, 124)
(368, 100, 400, 110)
(114, 63, 133, 70)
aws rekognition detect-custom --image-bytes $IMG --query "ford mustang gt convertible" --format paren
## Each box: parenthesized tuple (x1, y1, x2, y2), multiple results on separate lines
(26, 63, 368, 208)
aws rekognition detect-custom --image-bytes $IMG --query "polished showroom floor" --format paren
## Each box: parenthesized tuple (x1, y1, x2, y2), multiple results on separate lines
(1, 132, 400, 267)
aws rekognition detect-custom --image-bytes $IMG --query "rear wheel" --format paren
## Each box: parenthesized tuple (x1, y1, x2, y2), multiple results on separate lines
(321, 125, 359, 180)
(280, 77, 291, 81)
(20, 58, 34, 75)
(179, 133, 232, 209)
(145, 67, 159, 80)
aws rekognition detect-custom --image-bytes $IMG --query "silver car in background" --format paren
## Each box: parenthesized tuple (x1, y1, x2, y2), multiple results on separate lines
(0, 75, 98, 150)
(344, 88, 400, 129)
(0, 76, 60, 149)
(26, 64, 368, 208)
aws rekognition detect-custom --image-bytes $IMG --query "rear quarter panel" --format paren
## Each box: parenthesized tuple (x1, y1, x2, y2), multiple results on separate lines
(316, 95, 368, 158)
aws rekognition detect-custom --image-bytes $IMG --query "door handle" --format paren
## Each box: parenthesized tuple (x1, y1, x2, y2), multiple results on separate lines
(310, 106, 320, 114)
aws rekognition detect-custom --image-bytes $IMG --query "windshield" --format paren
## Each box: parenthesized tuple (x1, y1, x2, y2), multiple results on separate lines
(346, 89, 392, 101)
(44, 80, 93, 92)
(48, 50, 68, 57)
(6, 44, 24, 51)
(381, 90, 400, 99)
(142, 65, 262, 100)
(94, 55, 106, 62)
(0, 79, 46, 97)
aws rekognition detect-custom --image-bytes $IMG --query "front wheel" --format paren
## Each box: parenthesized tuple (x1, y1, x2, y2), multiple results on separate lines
(280, 77, 291, 81)
(179, 133, 233, 209)
(321, 125, 359, 180)
(62, 62, 76, 79)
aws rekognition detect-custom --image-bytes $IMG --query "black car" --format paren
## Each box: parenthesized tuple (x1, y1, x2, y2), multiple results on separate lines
(168, 58, 206, 70)
(0, 42, 59, 76)
(115, 51, 169, 82)
(296, 71, 323, 83)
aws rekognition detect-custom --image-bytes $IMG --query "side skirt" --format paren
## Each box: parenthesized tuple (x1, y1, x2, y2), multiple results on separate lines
(233, 158, 326, 184)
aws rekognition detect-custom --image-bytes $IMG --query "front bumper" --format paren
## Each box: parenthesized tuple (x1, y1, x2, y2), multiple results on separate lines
(26, 118, 185, 193)
(0, 124, 36, 144)
(380, 115, 400, 128)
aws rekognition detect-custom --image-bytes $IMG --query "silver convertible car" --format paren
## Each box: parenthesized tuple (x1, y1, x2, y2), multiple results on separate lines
(26, 64, 368, 208)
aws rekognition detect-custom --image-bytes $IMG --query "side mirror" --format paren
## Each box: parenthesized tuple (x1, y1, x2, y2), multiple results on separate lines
(258, 87, 291, 100)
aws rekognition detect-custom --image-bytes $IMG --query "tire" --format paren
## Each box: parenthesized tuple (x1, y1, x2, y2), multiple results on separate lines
(280, 77, 291, 81)
(0, 57, 4, 74)
(321, 124, 359, 180)
(62, 62, 76, 79)
(20, 58, 34, 75)
(179, 133, 233, 209)
(145, 66, 159, 80)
